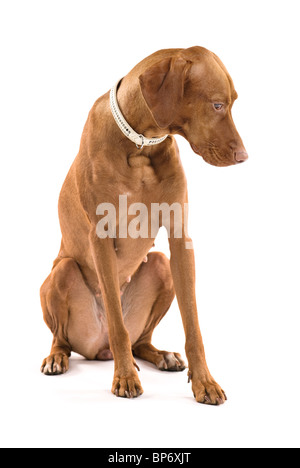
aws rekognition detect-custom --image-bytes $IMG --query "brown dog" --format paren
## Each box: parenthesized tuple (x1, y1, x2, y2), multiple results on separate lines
(40, 46, 247, 405)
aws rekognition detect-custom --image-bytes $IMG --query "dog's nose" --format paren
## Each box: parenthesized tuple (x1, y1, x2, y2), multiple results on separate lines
(234, 151, 248, 163)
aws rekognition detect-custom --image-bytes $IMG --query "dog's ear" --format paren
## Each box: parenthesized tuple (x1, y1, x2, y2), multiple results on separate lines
(139, 57, 190, 129)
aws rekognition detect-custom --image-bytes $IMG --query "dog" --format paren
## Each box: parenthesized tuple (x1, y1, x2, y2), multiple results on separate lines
(40, 46, 248, 405)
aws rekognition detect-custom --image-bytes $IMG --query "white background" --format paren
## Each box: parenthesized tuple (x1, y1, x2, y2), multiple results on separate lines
(1, 0, 299, 449)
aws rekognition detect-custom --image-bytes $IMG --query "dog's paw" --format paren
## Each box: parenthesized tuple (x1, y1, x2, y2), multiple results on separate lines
(41, 353, 69, 375)
(157, 352, 186, 372)
(112, 371, 144, 398)
(190, 372, 227, 405)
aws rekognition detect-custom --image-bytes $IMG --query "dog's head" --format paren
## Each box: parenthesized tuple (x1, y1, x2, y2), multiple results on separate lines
(139, 47, 248, 167)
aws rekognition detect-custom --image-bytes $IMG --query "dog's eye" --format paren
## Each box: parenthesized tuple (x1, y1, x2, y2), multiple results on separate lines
(214, 103, 223, 111)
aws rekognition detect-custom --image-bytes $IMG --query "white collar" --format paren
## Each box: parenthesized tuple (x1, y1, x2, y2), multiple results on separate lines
(110, 79, 169, 149)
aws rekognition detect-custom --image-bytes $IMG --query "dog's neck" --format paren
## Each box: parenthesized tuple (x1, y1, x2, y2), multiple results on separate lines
(111, 78, 169, 150)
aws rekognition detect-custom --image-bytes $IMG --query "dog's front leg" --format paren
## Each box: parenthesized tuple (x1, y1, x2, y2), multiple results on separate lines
(169, 237, 227, 405)
(89, 230, 143, 398)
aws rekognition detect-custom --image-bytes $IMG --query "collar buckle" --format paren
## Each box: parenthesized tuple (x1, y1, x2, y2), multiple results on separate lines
(136, 134, 145, 150)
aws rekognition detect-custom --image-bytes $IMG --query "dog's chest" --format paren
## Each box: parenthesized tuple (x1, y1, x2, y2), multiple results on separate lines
(127, 154, 158, 188)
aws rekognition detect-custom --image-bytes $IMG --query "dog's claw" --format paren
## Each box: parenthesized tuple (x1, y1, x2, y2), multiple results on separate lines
(134, 361, 140, 372)
(112, 372, 144, 399)
(41, 353, 69, 376)
(157, 352, 186, 372)
(191, 376, 227, 405)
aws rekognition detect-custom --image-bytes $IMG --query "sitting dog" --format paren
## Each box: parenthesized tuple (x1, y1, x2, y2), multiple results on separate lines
(40, 46, 248, 405)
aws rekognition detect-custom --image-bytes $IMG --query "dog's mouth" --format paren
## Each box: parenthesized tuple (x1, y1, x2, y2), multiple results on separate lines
(190, 143, 236, 168)
(191, 143, 202, 156)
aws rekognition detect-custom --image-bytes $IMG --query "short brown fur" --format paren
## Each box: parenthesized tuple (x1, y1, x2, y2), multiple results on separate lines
(40, 47, 247, 404)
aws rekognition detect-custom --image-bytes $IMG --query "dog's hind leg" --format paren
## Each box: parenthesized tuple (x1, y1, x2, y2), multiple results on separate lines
(41, 256, 112, 375)
(40, 258, 76, 375)
(124, 252, 186, 372)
